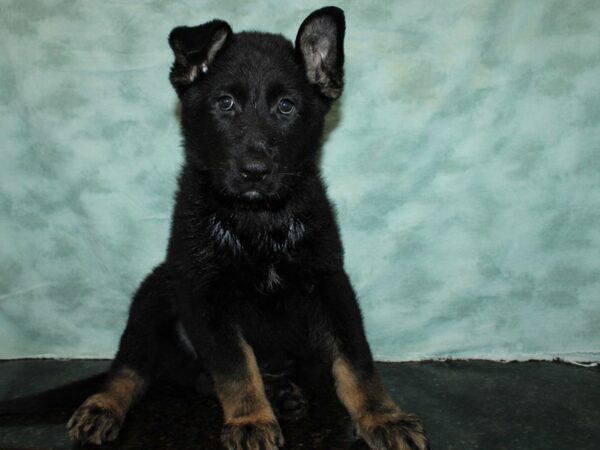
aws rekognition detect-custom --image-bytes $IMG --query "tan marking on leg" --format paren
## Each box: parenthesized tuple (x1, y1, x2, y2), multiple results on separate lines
(213, 338, 276, 425)
(333, 356, 429, 450)
(333, 357, 395, 420)
(213, 338, 283, 449)
(332, 356, 366, 416)
(67, 366, 146, 444)
(99, 366, 147, 417)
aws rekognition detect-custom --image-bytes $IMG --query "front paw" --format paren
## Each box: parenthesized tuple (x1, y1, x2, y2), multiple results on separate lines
(357, 411, 429, 450)
(67, 394, 124, 445)
(221, 418, 284, 450)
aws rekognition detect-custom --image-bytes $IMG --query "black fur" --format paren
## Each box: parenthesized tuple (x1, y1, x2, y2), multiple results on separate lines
(57, 7, 428, 449)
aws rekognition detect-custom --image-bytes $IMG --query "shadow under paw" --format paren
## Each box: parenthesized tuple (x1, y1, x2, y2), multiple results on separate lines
(265, 379, 308, 421)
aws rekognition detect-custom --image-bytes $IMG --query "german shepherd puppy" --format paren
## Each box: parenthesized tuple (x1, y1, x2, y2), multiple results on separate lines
(66, 7, 429, 450)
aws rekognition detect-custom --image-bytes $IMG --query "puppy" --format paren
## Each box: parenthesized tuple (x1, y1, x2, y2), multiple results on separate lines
(67, 7, 429, 450)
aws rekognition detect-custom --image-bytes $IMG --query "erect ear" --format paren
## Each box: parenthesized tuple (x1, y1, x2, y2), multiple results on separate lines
(168, 20, 232, 92)
(295, 7, 345, 100)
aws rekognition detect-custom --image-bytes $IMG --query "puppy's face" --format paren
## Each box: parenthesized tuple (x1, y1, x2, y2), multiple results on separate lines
(180, 35, 325, 206)
(169, 8, 345, 208)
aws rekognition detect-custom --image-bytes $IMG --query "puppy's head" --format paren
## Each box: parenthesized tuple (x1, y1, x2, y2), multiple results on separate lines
(168, 7, 345, 208)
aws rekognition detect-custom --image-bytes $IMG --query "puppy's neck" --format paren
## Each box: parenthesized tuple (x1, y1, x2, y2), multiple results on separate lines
(174, 164, 312, 261)
(207, 209, 306, 259)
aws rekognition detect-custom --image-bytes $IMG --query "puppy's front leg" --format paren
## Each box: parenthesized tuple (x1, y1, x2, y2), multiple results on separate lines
(316, 271, 430, 450)
(178, 300, 283, 450)
(333, 356, 429, 450)
(214, 337, 284, 450)
(67, 365, 147, 445)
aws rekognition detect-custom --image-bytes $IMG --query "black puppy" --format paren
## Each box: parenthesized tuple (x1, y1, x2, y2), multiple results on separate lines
(67, 7, 429, 450)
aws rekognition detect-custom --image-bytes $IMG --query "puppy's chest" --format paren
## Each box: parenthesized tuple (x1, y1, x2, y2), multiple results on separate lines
(256, 264, 284, 293)
(205, 213, 311, 294)
(230, 260, 307, 296)
(207, 213, 305, 258)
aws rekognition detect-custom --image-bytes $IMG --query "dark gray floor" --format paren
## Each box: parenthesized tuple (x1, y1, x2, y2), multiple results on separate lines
(0, 359, 598, 449)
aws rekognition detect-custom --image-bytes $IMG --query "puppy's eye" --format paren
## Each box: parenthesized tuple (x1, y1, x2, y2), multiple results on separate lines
(218, 95, 234, 111)
(278, 98, 295, 115)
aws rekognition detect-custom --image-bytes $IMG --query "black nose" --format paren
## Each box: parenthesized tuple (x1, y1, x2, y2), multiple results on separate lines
(239, 156, 270, 181)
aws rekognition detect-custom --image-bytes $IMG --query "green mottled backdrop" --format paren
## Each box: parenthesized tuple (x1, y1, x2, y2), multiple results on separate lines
(0, 1, 599, 360)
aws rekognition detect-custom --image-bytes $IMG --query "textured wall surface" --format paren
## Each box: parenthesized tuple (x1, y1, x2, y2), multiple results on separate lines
(0, 0, 599, 360)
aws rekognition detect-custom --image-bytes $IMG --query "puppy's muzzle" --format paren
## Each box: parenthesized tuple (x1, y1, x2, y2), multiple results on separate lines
(238, 154, 271, 182)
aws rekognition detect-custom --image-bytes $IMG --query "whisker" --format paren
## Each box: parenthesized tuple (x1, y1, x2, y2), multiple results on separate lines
(278, 172, 303, 177)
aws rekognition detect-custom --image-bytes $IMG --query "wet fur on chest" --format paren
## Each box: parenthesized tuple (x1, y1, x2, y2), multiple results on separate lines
(208, 212, 305, 257)
(207, 211, 306, 292)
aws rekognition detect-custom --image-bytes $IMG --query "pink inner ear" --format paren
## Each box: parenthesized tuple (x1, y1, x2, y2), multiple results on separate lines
(189, 65, 200, 81)
(206, 28, 230, 65)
